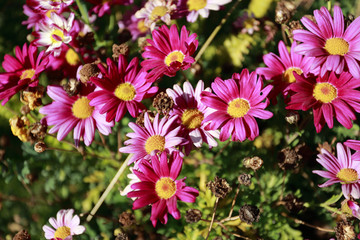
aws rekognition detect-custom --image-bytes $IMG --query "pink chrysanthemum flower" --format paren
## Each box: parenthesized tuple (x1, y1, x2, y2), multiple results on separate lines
(166, 80, 219, 154)
(141, 24, 198, 83)
(88, 56, 158, 122)
(39, 85, 114, 147)
(127, 151, 199, 227)
(286, 71, 360, 132)
(86, 0, 133, 17)
(33, 12, 75, 56)
(256, 40, 318, 101)
(0, 43, 49, 105)
(201, 69, 273, 142)
(348, 200, 360, 219)
(313, 143, 360, 199)
(344, 139, 360, 160)
(119, 113, 187, 164)
(118, 9, 150, 41)
(182, 0, 231, 23)
(293, 6, 360, 79)
(27, 0, 74, 11)
(43, 209, 85, 240)
(135, 0, 176, 30)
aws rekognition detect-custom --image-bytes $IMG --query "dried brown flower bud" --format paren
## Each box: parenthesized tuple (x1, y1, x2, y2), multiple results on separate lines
(285, 111, 299, 124)
(275, 1, 296, 24)
(152, 92, 174, 116)
(112, 43, 129, 61)
(185, 209, 202, 223)
(119, 212, 135, 227)
(34, 141, 46, 153)
(238, 173, 252, 186)
(335, 220, 356, 240)
(243, 156, 263, 171)
(79, 62, 101, 84)
(13, 229, 31, 240)
(28, 122, 47, 142)
(20, 105, 31, 115)
(239, 204, 260, 224)
(346, 14, 355, 28)
(207, 176, 232, 199)
(288, 20, 303, 39)
(78, 32, 94, 47)
(21, 86, 45, 110)
(63, 78, 81, 96)
(115, 233, 129, 240)
(278, 147, 302, 171)
(283, 194, 304, 214)
(136, 110, 156, 127)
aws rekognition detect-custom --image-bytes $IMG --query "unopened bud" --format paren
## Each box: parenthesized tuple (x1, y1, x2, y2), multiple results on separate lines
(34, 141, 46, 153)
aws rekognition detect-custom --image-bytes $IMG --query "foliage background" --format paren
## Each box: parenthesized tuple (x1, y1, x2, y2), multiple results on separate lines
(1, 0, 360, 239)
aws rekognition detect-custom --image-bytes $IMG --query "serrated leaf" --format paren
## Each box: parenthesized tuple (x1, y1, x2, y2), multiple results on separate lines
(323, 192, 343, 205)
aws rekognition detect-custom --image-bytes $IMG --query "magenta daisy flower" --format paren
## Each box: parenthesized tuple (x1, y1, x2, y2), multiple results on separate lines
(166, 80, 219, 154)
(181, 0, 232, 23)
(141, 24, 198, 83)
(348, 200, 360, 219)
(286, 71, 360, 132)
(127, 151, 199, 227)
(88, 56, 158, 122)
(313, 143, 360, 199)
(119, 113, 188, 165)
(39, 85, 114, 147)
(256, 40, 318, 101)
(293, 6, 360, 78)
(200, 69, 273, 142)
(344, 139, 360, 160)
(0, 43, 49, 105)
(43, 209, 85, 240)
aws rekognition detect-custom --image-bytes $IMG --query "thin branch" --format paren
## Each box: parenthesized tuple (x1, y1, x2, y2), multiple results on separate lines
(228, 184, 241, 218)
(86, 154, 132, 222)
(281, 212, 335, 233)
(205, 197, 220, 240)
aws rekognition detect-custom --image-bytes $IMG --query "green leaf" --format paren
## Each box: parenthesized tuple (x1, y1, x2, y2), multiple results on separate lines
(75, 0, 89, 24)
(323, 192, 343, 206)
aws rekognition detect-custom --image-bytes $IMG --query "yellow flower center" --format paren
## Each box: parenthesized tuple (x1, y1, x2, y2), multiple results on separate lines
(187, 0, 207, 11)
(164, 50, 185, 67)
(137, 20, 148, 33)
(313, 82, 337, 103)
(227, 98, 250, 118)
(181, 109, 204, 129)
(65, 48, 80, 66)
(114, 83, 136, 101)
(54, 226, 71, 239)
(337, 168, 358, 184)
(51, 29, 64, 43)
(324, 38, 349, 56)
(20, 69, 36, 80)
(282, 67, 303, 84)
(45, 10, 56, 18)
(150, 6, 168, 21)
(72, 97, 94, 119)
(145, 135, 165, 154)
(155, 177, 176, 199)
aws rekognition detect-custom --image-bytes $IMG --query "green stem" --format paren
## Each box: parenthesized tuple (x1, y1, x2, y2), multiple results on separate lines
(194, 0, 242, 62)
(86, 154, 132, 222)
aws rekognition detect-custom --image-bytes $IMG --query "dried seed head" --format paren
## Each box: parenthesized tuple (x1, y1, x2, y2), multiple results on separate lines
(20, 105, 31, 115)
(239, 204, 260, 224)
(275, 1, 296, 24)
(185, 209, 202, 223)
(335, 220, 356, 240)
(21, 86, 45, 110)
(288, 20, 303, 39)
(115, 233, 129, 240)
(119, 212, 135, 227)
(238, 173, 252, 186)
(243, 156, 263, 171)
(79, 62, 101, 84)
(13, 229, 31, 240)
(9, 116, 29, 142)
(136, 110, 156, 127)
(283, 194, 304, 214)
(78, 32, 94, 47)
(152, 92, 174, 116)
(63, 78, 81, 96)
(206, 176, 232, 199)
(112, 43, 129, 61)
(346, 14, 355, 28)
(28, 122, 47, 142)
(34, 141, 46, 153)
(278, 147, 302, 171)
(285, 111, 300, 124)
